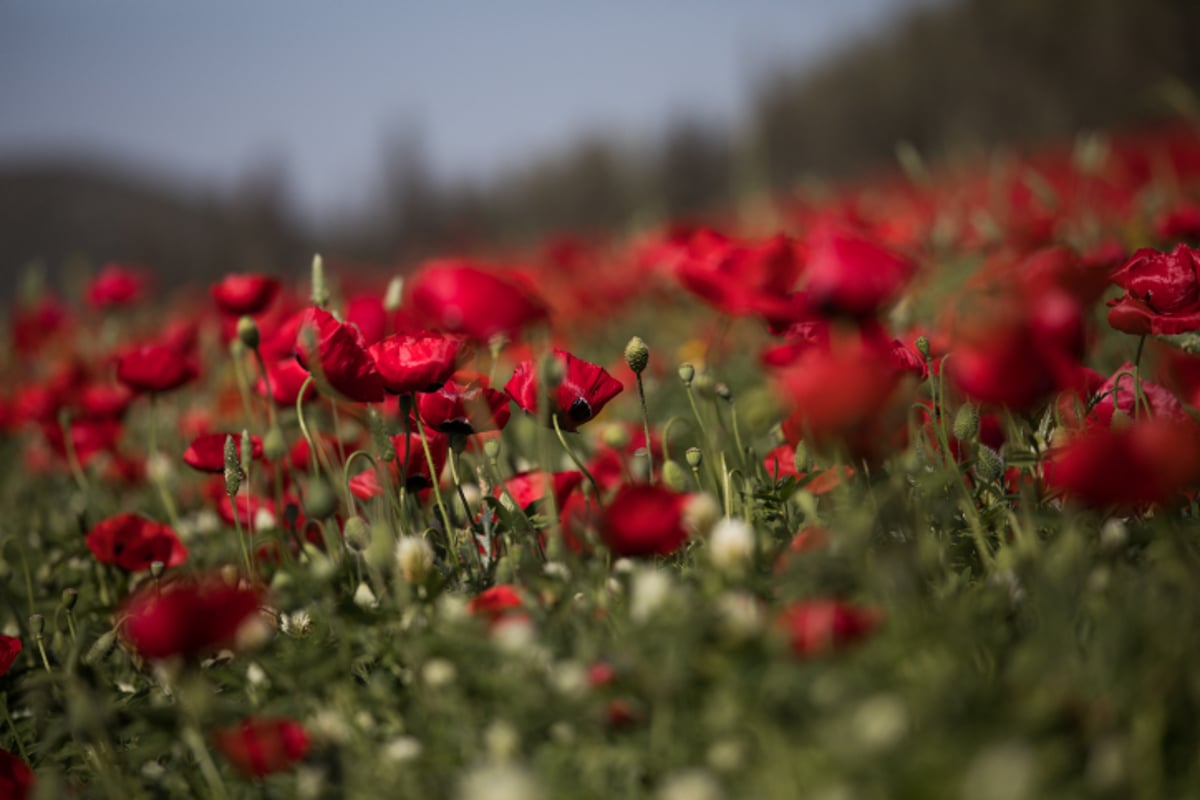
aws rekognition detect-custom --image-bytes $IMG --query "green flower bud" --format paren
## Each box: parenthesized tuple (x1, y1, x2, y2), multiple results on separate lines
(975, 445, 1004, 483)
(624, 336, 649, 374)
(263, 425, 288, 461)
(61, 588, 78, 610)
(662, 460, 689, 491)
(344, 516, 372, 552)
(483, 438, 502, 461)
(236, 316, 260, 350)
(915, 336, 931, 360)
(303, 478, 338, 519)
(602, 424, 631, 450)
(311, 253, 330, 308)
(1110, 409, 1132, 430)
(715, 383, 733, 402)
(678, 363, 695, 386)
(85, 630, 118, 665)
(685, 447, 703, 468)
(29, 613, 44, 635)
(953, 404, 980, 442)
(793, 441, 809, 473)
(150, 561, 165, 579)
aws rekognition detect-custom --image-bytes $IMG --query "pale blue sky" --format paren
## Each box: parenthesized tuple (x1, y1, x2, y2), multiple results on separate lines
(0, 1, 924, 223)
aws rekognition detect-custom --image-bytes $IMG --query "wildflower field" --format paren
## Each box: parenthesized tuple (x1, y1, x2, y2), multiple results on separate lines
(6, 125, 1200, 799)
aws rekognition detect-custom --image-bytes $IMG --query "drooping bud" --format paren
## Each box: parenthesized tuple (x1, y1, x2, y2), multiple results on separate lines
(678, 364, 695, 386)
(85, 630, 118, 665)
(792, 441, 809, 473)
(715, 383, 733, 403)
(223, 434, 242, 496)
(662, 460, 689, 491)
(915, 336, 931, 360)
(263, 424, 288, 461)
(953, 404, 980, 442)
(311, 253, 330, 309)
(685, 447, 703, 469)
(975, 445, 1004, 483)
(1110, 409, 1132, 430)
(344, 516, 372, 553)
(303, 478, 338, 519)
(624, 336, 649, 375)
(383, 276, 405, 313)
(61, 588, 79, 610)
(236, 315, 260, 350)
(602, 424, 630, 450)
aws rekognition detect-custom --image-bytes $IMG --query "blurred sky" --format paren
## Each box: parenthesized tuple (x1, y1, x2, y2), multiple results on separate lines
(0, 1, 924, 224)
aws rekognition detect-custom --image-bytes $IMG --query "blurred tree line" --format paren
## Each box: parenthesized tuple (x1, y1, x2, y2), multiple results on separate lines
(3, 0, 1199, 296)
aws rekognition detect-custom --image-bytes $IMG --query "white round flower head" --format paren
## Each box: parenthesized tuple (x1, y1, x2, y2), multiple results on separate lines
(395, 536, 435, 585)
(353, 581, 378, 610)
(252, 506, 278, 532)
(682, 493, 721, 537)
(630, 567, 673, 624)
(708, 518, 754, 573)
(383, 735, 423, 764)
(491, 616, 536, 654)
(422, 658, 457, 688)
(457, 764, 544, 800)
(657, 769, 724, 800)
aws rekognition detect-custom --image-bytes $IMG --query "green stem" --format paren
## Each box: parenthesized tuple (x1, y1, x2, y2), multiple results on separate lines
(551, 414, 603, 507)
(182, 725, 230, 800)
(414, 415, 462, 574)
(1, 693, 29, 761)
(635, 373, 655, 483)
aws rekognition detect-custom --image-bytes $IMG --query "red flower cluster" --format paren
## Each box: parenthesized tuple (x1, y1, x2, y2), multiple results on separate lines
(86, 513, 187, 573)
(213, 717, 310, 777)
(120, 576, 263, 661)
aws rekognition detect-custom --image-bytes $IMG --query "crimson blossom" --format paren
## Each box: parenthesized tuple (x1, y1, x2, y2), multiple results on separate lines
(407, 260, 549, 343)
(213, 717, 310, 778)
(417, 376, 511, 435)
(367, 331, 465, 395)
(86, 513, 188, 573)
(599, 484, 691, 557)
(120, 576, 263, 661)
(505, 349, 623, 431)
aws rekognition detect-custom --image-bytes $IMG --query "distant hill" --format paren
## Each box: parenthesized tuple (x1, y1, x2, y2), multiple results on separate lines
(3, 0, 1199, 297)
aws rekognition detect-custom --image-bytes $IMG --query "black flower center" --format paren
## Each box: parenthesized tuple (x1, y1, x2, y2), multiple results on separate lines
(568, 397, 593, 423)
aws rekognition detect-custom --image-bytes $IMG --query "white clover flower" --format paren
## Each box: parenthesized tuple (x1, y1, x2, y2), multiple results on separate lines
(708, 518, 754, 573)
(456, 763, 544, 800)
(630, 567, 672, 624)
(657, 769, 723, 800)
(395, 536, 435, 585)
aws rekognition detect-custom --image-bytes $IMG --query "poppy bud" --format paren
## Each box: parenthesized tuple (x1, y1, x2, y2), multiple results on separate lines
(29, 614, 44, 635)
(344, 516, 371, 552)
(237, 316, 260, 350)
(602, 424, 630, 450)
(975, 445, 1004, 483)
(915, 336, 931, 360)
(685, 447, 703, 468)
(483, 438, 502, 460)
(662, 460, 689, 491)
(624, 336, 649, 375)
(150, 561, 165, 579)
(303, 478, 338, 519)
(1109, 409, 1132, 430)
(716, 383, 733, 402)
(953, 404, 980, 442)
(263, 425, 287, 461)
(61, 588, 78, 610)
(85, 629, 118, 665)
(678, 364, 695, 386)
(311, 253, 330, 309)
(383, 276, 404, 312)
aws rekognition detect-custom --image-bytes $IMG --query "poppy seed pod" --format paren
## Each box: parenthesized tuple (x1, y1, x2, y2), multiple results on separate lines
(237, 316, 260, 350)
(625, 336, 649, 374)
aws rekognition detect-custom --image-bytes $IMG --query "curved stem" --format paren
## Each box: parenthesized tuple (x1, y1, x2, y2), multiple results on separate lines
(551, 414, 603, 507)
(413, 415, 462, 574)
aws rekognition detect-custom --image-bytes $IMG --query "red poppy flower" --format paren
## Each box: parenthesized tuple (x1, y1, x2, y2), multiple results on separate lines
(675, 231, 804, 320)
(295, 308, 385, 403)
(498, 470, 583, 512)
(801, 226, 916, 318)
(368, 331, 465, 394)
(466, 585, 526, 623)
(349, 431, 448, 498)
(777, 600, 880, 658)
(212, 273, 281, 316)
(0, 635, 21, 677)
(256, 357, 318, 406)
(504, 350, 623, 431)
(407, 260, 548, 343)
(599, 484, 690, 557)
(183, 433, 263, 473)
(120, 575, 263, 661)
(1043, 418, 1200, 508)
(87, 263, 147, 309)
(0, 749, 34, 800)
(11, 295, 68, 356)
(1107, 244, 1200, 335)
(77, 382, 134, 420)
(1081, 363, 1189, 429)
(42, 418, 122, 467)
(559, 491, 600, 553)
(762, 444, 852, 494)
(116, 340, 199, 395)
(776, 335, 909, 462)
(417, 376, 511, 435)
(344, 293, 388, 346)
(213, 717, 310, 778)
(86, 513, 188, 573)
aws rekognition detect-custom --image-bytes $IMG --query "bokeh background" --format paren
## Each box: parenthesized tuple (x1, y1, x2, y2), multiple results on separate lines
(2, 0, 1199, 297)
